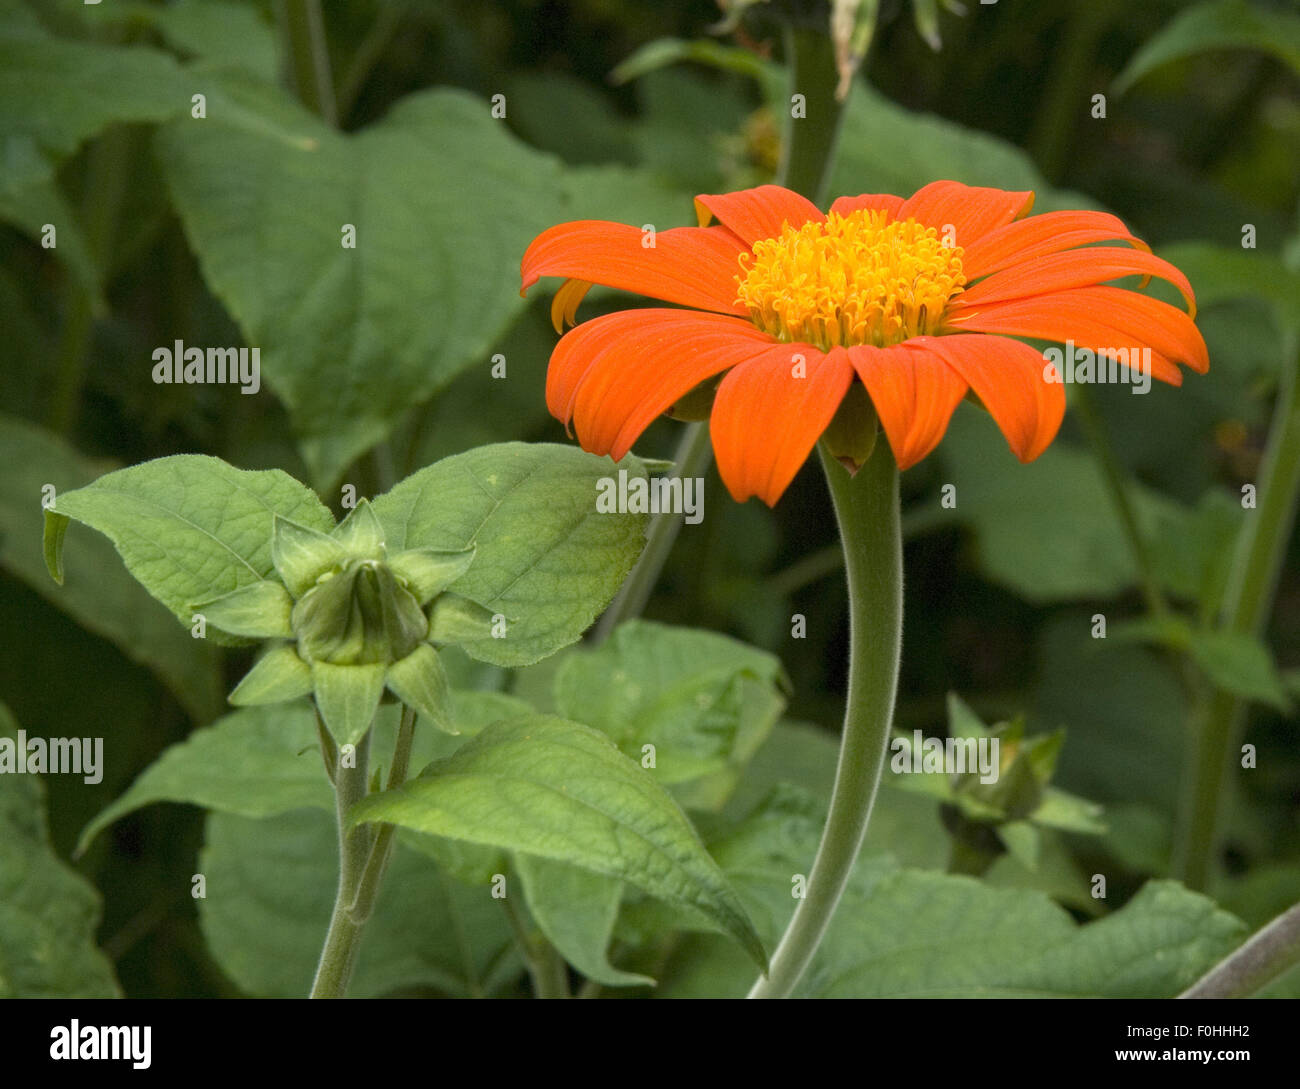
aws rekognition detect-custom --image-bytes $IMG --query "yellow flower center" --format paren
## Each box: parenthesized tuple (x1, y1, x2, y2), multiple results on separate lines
(736, 210, 966, 349)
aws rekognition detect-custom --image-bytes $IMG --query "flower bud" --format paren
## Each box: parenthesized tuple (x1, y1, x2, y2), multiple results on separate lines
(292, 559, 428, 665)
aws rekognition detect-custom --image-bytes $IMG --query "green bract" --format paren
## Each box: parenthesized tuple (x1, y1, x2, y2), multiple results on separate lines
(196, 500, 477, 745)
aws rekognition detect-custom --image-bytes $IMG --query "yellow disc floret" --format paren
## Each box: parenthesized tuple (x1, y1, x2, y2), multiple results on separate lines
(736, 210, 966, 349)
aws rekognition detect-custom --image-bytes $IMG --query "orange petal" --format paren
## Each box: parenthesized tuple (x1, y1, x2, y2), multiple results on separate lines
(947, 285, 1208, 377)
(959, 247, 1197, 317)
(847, 344, 969, 469)
(710, 344, 855, 505)
(521, 221, 748, 318)
(829, 193, 906, 220)
(962, 210, 1148, 280)
(550, 279, 593, 332)
(915, 334, 1065, 462)
(694, 185, 824, 244)
(548, 309, 775, 459)
(898, 181, 1035, 248)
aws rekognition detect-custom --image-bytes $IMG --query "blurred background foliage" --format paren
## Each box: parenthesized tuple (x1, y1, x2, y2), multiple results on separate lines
(0, 0, 1297, 997)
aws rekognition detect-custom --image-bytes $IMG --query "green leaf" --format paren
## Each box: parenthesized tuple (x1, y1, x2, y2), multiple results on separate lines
(0, 28, 188, 197)
(76, 690, 516, 854)
(0, 416, 222, 721)
(311, 661, 386, 747)
(385, 644, 454, 735)
(0, 705, 119, 997)
(1114, 0, 1300, 95)
(199, 809, 519, 997)
(349, 714, 766, 969)
(388, 547, 476, 605)
(514, 854, 652, 988)
(329, 499, 386, 558)
(271, 515, 345, 598)
(938, 408, 1181, 603)
(552, 619, 787, 806)
(76, 702, 333, 855)
(155, 78, 571, 486)
(803, 877, 1246, 998)
(228, 644, 313, 706)
(373, 443, 650, 667)
(44, 454, 335, 643)
(192, 579, 293, 640)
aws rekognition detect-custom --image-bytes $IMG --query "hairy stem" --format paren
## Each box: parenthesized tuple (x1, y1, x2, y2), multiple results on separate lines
(311, 727, 373, 998)
(1181, 900, 1300, 998)
(1175, 336, 1300, 890)
(748, 442, 902, 998)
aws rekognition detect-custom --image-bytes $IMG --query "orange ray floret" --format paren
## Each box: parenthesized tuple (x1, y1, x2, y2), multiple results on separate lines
(520, 181, 1208, 506)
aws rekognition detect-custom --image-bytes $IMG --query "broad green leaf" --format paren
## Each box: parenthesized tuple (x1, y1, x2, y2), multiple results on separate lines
(1114, 0, 1300, 95)
(76, 691, 521, 854)
(801, 877, 1246, 998)
(1158, 242, 1300, 334)
(349, 714, 766, 969)
(0, 705, 119, 997)
(552, 619, 787, 806)
(372, 443, 649, 667)
(514, 854, 652, 989)
(0, 416, 222, 721)
(1033, 615, 1186, 811)
(199, 809, 519, 997)
(44, 454, 334, 644)
(156, 77, 571, 486)
(0, 27, 188, 198)
(939, 407, 1181, 603)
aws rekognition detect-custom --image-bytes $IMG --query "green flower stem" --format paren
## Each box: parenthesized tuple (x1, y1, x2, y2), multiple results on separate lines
(592, 422, 713, 643)
(1175, 335, 1300, 890)
(778, 24, 847, 207)
(748, 441, 903, 998)
(311, 703, 421, 996)
(350, 704, 417, 921)
(310, 725, 373, 998)
(275, 0, 338, 126)
(1180, 899, 1300, 998)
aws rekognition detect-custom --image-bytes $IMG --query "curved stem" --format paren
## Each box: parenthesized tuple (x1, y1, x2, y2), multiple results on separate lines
(1175, 336, 1300, 889)
(1180, 899, 1300, 998)
(748, 442, 903, 998)
(311, 727, 373, 998)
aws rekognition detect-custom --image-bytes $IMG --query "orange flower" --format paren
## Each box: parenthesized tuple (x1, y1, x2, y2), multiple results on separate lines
(521, 182, 1207, 505)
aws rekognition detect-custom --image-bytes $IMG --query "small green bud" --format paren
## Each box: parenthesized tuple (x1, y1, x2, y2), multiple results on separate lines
(292, 559, 428, 665)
